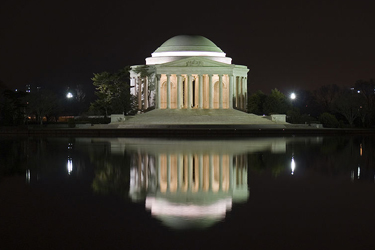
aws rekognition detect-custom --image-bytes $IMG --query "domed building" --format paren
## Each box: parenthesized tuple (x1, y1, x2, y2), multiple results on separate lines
(130, 35, 249, 112)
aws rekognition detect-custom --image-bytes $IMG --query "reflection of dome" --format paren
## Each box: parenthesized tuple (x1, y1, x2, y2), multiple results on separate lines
(153, 35, 224, 54)
(145, 197, 232, 230)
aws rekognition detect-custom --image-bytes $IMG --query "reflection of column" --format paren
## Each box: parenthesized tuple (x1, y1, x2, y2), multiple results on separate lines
(199, 154, 203, 190)
(167, 154, 171, 191)
(177, 75, 182, 109)
(177, 154, 181, 189)
(229, 155, 233, 190)
(209, 75, 213, 109)
(229, 75, 234, 109)
(219, 74, 223, 109)
(167, 74, 171, 109)
(157, 155, 161, 189)
(219, 155, 223, 191)
(209, 154, 213, 191)
(188, 154, 193, 190)
(144, 154, 149, 187)
(188, 75, 193, 109)
(199, 75, 203, 109)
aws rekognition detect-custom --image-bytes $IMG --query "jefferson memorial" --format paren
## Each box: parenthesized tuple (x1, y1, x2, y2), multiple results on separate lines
(130, 35, 249, 112)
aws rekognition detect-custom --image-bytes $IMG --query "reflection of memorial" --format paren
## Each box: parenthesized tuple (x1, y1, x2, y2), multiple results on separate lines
(90, 137, 294, 229)
(130, 151, 248, 229)
(123, 138, 281, 229)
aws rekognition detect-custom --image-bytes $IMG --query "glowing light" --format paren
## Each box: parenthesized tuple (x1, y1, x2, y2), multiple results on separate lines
(152, 51, 226, 57)
(357, 166, 360, 179)
(290, 93, 296, 100)
(26, 169, 31, 183)
(67, 158, 73, 174)
(291, 157, 295, 175)
(66, 92, 73, 98)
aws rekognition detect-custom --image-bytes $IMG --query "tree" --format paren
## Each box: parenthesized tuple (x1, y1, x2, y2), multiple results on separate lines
(25, 90, 60, 125)
(313, 84, 340, 112)
(0, 90, 26, 125)
(334, 89, 361, 126)
(247, 90, 267, 115)
(263, 88, 290, 115)
(319, 112, 339, 128)
(91, 67, 133, 116)
(354, 79, 375, 127)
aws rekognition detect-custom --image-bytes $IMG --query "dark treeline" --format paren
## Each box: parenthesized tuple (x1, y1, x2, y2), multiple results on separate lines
(1, 73, 374, 127)
(248, 79, 375, 128)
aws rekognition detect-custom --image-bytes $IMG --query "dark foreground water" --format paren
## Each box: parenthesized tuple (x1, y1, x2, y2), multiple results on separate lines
(1, 136, 375, 250)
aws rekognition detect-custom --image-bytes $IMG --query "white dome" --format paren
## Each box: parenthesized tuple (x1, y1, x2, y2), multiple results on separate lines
(146, 35, 232, 65)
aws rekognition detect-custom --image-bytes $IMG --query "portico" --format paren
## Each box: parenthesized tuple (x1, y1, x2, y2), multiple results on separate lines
(130, 35, 249, 112)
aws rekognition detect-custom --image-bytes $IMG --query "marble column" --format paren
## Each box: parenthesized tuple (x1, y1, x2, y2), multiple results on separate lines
(177, 75, 182, 109)
(167, 74, 171, 109)
(156, 75, 161, 109)
(219, 74, 223, 109)
(188, 75, 193, 109)
(144, 77, 148, 110)
(235, 76, 239, 109)
(229, 75, 234, 109)
(199, 75, 203, 109)
(244, 77, 247, 112)
(137, 77, 142, 111)
(209, 75, 213, 109)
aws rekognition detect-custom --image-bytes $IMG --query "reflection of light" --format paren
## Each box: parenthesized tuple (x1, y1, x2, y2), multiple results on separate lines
(360, 144, 362, 156)
(357, 166, 360, 179)
(67, 158, 73, 174)
(291, 157, 295, 175)
(68, 142, 73, 149)
(26, 169, 31, 183)
(145, 197, 232, 218)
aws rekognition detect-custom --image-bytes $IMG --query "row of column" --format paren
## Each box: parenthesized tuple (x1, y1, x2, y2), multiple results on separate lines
(132, 74, 247, 112)
(157, 153, 248, 193)
(155, 74, 247, 111)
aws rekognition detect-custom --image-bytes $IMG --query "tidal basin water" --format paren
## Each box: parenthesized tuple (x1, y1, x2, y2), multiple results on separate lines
(1, 136, 375, 250)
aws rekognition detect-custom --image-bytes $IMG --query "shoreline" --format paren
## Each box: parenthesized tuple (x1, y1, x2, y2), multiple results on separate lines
(1, 126, 374, 138)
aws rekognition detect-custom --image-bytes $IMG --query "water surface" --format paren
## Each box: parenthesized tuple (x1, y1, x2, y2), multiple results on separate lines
(1, 136, 375, 249)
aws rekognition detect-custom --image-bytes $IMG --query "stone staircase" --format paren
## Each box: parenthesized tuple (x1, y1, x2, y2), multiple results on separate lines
(114, 109, 288, 126)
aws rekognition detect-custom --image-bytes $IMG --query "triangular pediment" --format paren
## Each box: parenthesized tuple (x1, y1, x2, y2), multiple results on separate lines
(157, 57, 233, 68)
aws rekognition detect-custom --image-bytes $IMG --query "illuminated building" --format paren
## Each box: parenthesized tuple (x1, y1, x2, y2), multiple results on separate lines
(130, 35, 249, 112)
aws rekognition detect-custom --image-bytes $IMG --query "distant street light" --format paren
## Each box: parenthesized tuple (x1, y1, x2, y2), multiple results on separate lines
(66, 92, 73, 99)
(290, 93, 296, 100)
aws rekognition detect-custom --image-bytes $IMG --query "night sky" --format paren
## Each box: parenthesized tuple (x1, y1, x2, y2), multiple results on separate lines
(1, 0, 374, 95)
